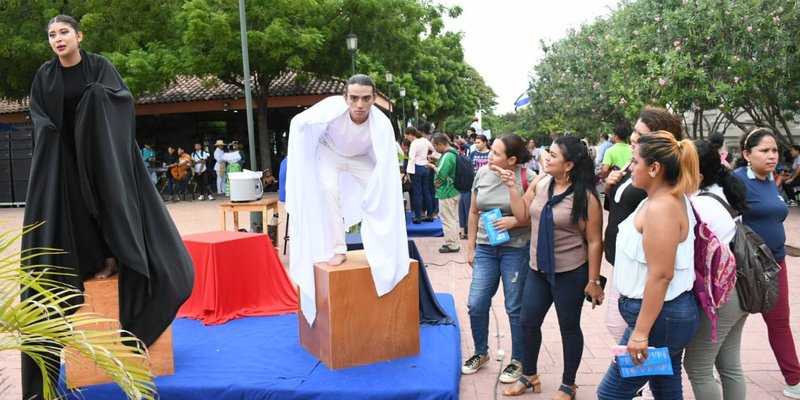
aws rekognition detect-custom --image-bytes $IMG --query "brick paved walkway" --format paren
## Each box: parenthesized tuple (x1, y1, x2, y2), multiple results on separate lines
(1, 194, 798, 399)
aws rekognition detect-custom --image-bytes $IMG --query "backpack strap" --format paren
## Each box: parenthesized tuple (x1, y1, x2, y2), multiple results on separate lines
(698, 191, 738, 219)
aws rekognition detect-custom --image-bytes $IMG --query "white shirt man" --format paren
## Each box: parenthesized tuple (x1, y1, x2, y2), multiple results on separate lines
(213, 141, 226, 195)
(286, 74, 410, 324)
(192, 143, 214, 200)
(192, 146, 210, 174)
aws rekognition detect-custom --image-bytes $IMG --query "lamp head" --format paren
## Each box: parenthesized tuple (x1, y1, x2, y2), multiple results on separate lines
(345, 33, 358, 52)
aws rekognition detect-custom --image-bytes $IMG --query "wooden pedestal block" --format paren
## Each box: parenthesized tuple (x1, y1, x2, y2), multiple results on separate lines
(298, 250, 420, 369)
(64, 275, 174, 388)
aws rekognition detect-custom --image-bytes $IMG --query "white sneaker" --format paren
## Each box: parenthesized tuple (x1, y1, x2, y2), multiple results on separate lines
(197, 195, 205, 201)
(498, 359, 522, 383)
(784, 382, 800, 399)
(461, 353, 490, 375)
(208, 194, 214, 200)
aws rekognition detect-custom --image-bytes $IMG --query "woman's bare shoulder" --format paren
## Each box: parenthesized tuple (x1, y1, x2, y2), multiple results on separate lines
(643, 194, 685, 221)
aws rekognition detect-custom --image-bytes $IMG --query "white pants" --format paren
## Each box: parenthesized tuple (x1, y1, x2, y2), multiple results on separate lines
(216, 169, 226, 194)
(438, 194, 460, 249)
(317, 144, 374, 255)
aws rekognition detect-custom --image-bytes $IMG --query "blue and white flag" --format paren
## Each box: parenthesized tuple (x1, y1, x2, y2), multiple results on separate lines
(514, 91, 531, 111)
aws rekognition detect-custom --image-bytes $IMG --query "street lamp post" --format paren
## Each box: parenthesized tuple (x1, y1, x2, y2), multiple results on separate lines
(399, 87, 406, 128)
(412, 99, 419, 127)
(385, 72, 393, 136)
(345, 33, 358, 75)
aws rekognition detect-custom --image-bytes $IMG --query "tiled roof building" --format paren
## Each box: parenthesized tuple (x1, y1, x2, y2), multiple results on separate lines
(0, 72, 389, 124)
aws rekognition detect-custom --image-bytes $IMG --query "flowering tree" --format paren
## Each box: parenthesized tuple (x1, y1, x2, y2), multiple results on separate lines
(522, 0, 799, 145)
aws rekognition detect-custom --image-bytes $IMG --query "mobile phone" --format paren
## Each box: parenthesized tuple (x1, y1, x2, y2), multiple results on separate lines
(585, 275, 608, 303)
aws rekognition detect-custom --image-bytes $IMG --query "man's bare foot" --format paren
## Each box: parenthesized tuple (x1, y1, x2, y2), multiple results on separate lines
(327, 253, 347, 266)
(95, 257, 119, 279)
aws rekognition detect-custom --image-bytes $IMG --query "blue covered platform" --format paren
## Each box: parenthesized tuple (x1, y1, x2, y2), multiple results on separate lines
(62, 294, 461, 400)
(405, 211, 444, 238)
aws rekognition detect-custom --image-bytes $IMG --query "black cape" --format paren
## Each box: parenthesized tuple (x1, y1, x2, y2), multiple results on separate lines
(22, 51, 194, 346)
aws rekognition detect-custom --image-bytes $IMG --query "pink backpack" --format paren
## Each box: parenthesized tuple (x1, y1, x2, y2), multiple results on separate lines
(690, 201, 737, 343)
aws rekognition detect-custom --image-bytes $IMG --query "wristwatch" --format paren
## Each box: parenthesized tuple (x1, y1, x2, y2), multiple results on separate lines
(588, 279, 602, 286)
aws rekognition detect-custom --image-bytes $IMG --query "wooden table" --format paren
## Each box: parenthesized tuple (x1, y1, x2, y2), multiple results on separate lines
(219, 198, 279, 231)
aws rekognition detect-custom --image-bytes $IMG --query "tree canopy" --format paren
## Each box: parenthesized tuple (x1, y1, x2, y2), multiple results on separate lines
(510, 0, 800, 146)
(0, 0, 496, 169)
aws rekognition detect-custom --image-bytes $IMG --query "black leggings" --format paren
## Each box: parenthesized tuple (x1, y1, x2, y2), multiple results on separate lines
(520, 264, 588, 386)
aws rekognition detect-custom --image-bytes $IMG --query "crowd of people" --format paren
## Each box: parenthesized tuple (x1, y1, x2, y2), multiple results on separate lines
(400, 106, 797, 400)
(140, 140, 279, 201)
(19, 13, 798, 398)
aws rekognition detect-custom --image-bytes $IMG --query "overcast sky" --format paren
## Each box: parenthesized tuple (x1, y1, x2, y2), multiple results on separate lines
(443, 0, 621, 115)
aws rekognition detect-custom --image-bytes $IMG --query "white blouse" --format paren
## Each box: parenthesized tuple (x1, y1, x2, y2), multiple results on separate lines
(613, 195, 696, 301)
(406, 137, 434, 174)
(690, 184, 736, 246)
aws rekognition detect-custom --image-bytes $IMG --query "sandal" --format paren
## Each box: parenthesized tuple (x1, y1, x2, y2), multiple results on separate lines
(552, 384, 577, 400)
(502, 375, 541, 397)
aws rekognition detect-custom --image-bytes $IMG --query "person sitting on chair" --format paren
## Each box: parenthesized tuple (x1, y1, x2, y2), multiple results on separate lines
(163, 145, 179, 201)
(171, 147, 192, 201)
(263, 169, 278, 192)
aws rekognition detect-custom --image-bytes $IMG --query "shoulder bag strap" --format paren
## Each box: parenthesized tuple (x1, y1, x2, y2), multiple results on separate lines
(697, 191, 738, 219)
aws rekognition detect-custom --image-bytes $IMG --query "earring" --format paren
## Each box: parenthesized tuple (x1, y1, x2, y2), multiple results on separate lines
(649, 170, 656, 178)
(746, 161, 756, 179)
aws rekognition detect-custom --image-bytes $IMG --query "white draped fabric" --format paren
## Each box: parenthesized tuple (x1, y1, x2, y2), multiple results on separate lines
(286, 96, 410, 325)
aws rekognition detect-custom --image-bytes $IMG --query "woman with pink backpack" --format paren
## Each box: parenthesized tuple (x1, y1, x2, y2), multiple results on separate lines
(683, 140, 750, 400)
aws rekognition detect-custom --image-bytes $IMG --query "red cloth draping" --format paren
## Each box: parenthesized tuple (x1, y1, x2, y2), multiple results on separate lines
(178, 231, 297, 325)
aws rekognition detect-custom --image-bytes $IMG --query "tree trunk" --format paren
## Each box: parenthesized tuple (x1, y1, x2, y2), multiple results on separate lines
(255, 78, 273, 173)
(698, 109, 704, 139)
(776, 109, 797, 147)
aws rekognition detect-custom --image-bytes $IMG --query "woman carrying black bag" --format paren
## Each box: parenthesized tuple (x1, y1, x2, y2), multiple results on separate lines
(732, 128, 800, 398)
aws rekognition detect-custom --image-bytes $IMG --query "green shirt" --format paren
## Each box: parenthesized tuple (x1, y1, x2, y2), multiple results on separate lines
(602, 142, 633, 170)
(434, 151, 459, 199)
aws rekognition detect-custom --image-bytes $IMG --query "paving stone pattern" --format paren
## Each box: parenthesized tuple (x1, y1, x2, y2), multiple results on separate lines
(1, 194, 798, 399)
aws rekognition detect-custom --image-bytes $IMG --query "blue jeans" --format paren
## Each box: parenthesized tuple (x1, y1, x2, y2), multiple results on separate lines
(458, 191, 471, 229)
(520, 264, 588, 386)
(166, 174, 189, 195)
(467, 243, 529, 360)
(428, 170, 438, 215)
(597, 291, 700, 400)
(410, 167, 433, 219)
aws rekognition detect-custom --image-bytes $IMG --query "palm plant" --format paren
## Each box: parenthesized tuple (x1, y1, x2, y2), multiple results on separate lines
(0, 224, 156, 400)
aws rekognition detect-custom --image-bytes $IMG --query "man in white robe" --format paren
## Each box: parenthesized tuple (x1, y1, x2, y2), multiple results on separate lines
(286, 74, 410, 325)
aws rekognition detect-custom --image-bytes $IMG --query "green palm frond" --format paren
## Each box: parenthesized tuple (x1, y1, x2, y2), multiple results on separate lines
(0, 224, 157, 400)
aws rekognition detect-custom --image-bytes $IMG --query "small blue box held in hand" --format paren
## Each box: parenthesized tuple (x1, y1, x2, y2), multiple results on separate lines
(615, 347, 673, 378)
(481, 208, 510, 246)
